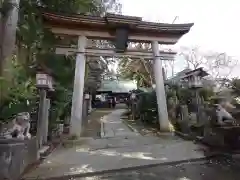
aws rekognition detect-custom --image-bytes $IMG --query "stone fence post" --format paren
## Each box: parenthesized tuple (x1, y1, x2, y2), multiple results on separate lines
(42, 99, 50, 144)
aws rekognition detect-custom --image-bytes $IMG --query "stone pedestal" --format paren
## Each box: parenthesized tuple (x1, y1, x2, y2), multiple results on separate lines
(0, 137, 38, 180)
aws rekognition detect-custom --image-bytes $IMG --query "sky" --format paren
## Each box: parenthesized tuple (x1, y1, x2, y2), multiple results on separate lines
(120, 0, 240, 55)
(118, 0, 240, 77)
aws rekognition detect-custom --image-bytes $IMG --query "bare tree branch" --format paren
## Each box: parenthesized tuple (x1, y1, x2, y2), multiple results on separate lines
(179, 46, 238, 81)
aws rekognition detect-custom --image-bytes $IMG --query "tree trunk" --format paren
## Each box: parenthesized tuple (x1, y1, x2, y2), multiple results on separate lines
(0, 0, 20, 74)
(140, 58, 153, 86)
(0, 0, 20, 103)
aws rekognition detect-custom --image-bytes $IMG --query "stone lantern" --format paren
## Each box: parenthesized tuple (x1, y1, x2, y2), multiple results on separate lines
(36, 72, 49, 89)
(182, 68, 209, 89)
(181, 68, 209, 121)
(36, 72, 54, 148)
(130, 92, 136, 100)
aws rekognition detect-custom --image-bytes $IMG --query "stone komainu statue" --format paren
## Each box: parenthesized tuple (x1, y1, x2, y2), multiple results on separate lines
(215, 104, 235, 125)
(4, 112, 31, 140)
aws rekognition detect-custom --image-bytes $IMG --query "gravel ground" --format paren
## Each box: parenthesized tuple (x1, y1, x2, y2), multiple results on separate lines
(74, 156, 240, 180)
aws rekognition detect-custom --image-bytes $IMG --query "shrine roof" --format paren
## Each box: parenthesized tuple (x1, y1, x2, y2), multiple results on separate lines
(183, 67, 209, 78)
(97, 80, 137, 93)
(41, 11, 194, 35)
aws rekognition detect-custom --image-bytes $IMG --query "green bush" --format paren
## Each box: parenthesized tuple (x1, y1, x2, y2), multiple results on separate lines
(136, 90, 158, 125)
(134, 84, 215, 129)
(0, 60, 37, 123)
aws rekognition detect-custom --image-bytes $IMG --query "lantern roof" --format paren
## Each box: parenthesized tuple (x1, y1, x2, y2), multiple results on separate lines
(182, 67, 209, 79)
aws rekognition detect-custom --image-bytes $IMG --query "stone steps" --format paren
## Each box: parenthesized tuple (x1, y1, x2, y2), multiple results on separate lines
(78, 136, 182, 150)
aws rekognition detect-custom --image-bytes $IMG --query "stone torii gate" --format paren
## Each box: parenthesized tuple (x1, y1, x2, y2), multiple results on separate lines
(42, 11, 193, 136)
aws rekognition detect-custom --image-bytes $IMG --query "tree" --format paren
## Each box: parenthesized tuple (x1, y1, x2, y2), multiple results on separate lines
(118, 43, 155, 87)
(0, 0, 20, 75)
(0, 0, 122, 123)
(225, 78, 240, 98)
(118, 57, 152, 87)
(179, 46, 238, 80)
(0, 0, 21, 105)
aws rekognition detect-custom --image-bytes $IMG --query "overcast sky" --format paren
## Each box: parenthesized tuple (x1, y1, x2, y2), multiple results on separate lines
(119, 0, 240, 76)
(121, 0, 239, 55)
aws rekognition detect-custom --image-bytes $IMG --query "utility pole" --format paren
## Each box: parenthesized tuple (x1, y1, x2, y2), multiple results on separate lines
(171, 16, 179, 24)
(170, 16, 179, 77)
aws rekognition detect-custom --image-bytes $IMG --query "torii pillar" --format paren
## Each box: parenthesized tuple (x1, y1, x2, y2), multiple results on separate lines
(41, 11, 193, 136)
(70, 36, 87, 135)
(152, 41, 169, 131)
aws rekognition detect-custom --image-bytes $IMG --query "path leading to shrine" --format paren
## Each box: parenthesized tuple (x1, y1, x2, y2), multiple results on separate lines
(23, 105, 213, 180)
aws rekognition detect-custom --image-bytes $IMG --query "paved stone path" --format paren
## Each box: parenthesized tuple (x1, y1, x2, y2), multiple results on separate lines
(81, 109, 112, 138)
(100, 109, 140, 138)
(23, 107, 209, 180)
(74, 156, 240, 180)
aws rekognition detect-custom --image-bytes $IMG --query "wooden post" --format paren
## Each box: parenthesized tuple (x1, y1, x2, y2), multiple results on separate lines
(88, 94, 92, 113)
(37, 89, 46, 149)
(82, 98, 87, 128)
(131, 100, 135, 120)
(42, 98, 50, 144)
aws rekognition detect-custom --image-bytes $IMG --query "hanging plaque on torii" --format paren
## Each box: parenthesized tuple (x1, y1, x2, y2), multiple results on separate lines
(104, 13, 142, 52)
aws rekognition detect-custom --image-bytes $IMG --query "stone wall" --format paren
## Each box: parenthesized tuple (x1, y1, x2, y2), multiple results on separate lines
(0, 137, 38, 180)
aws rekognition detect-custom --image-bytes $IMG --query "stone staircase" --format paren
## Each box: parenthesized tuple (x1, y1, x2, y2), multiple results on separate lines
(78, 135, 182, 150)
